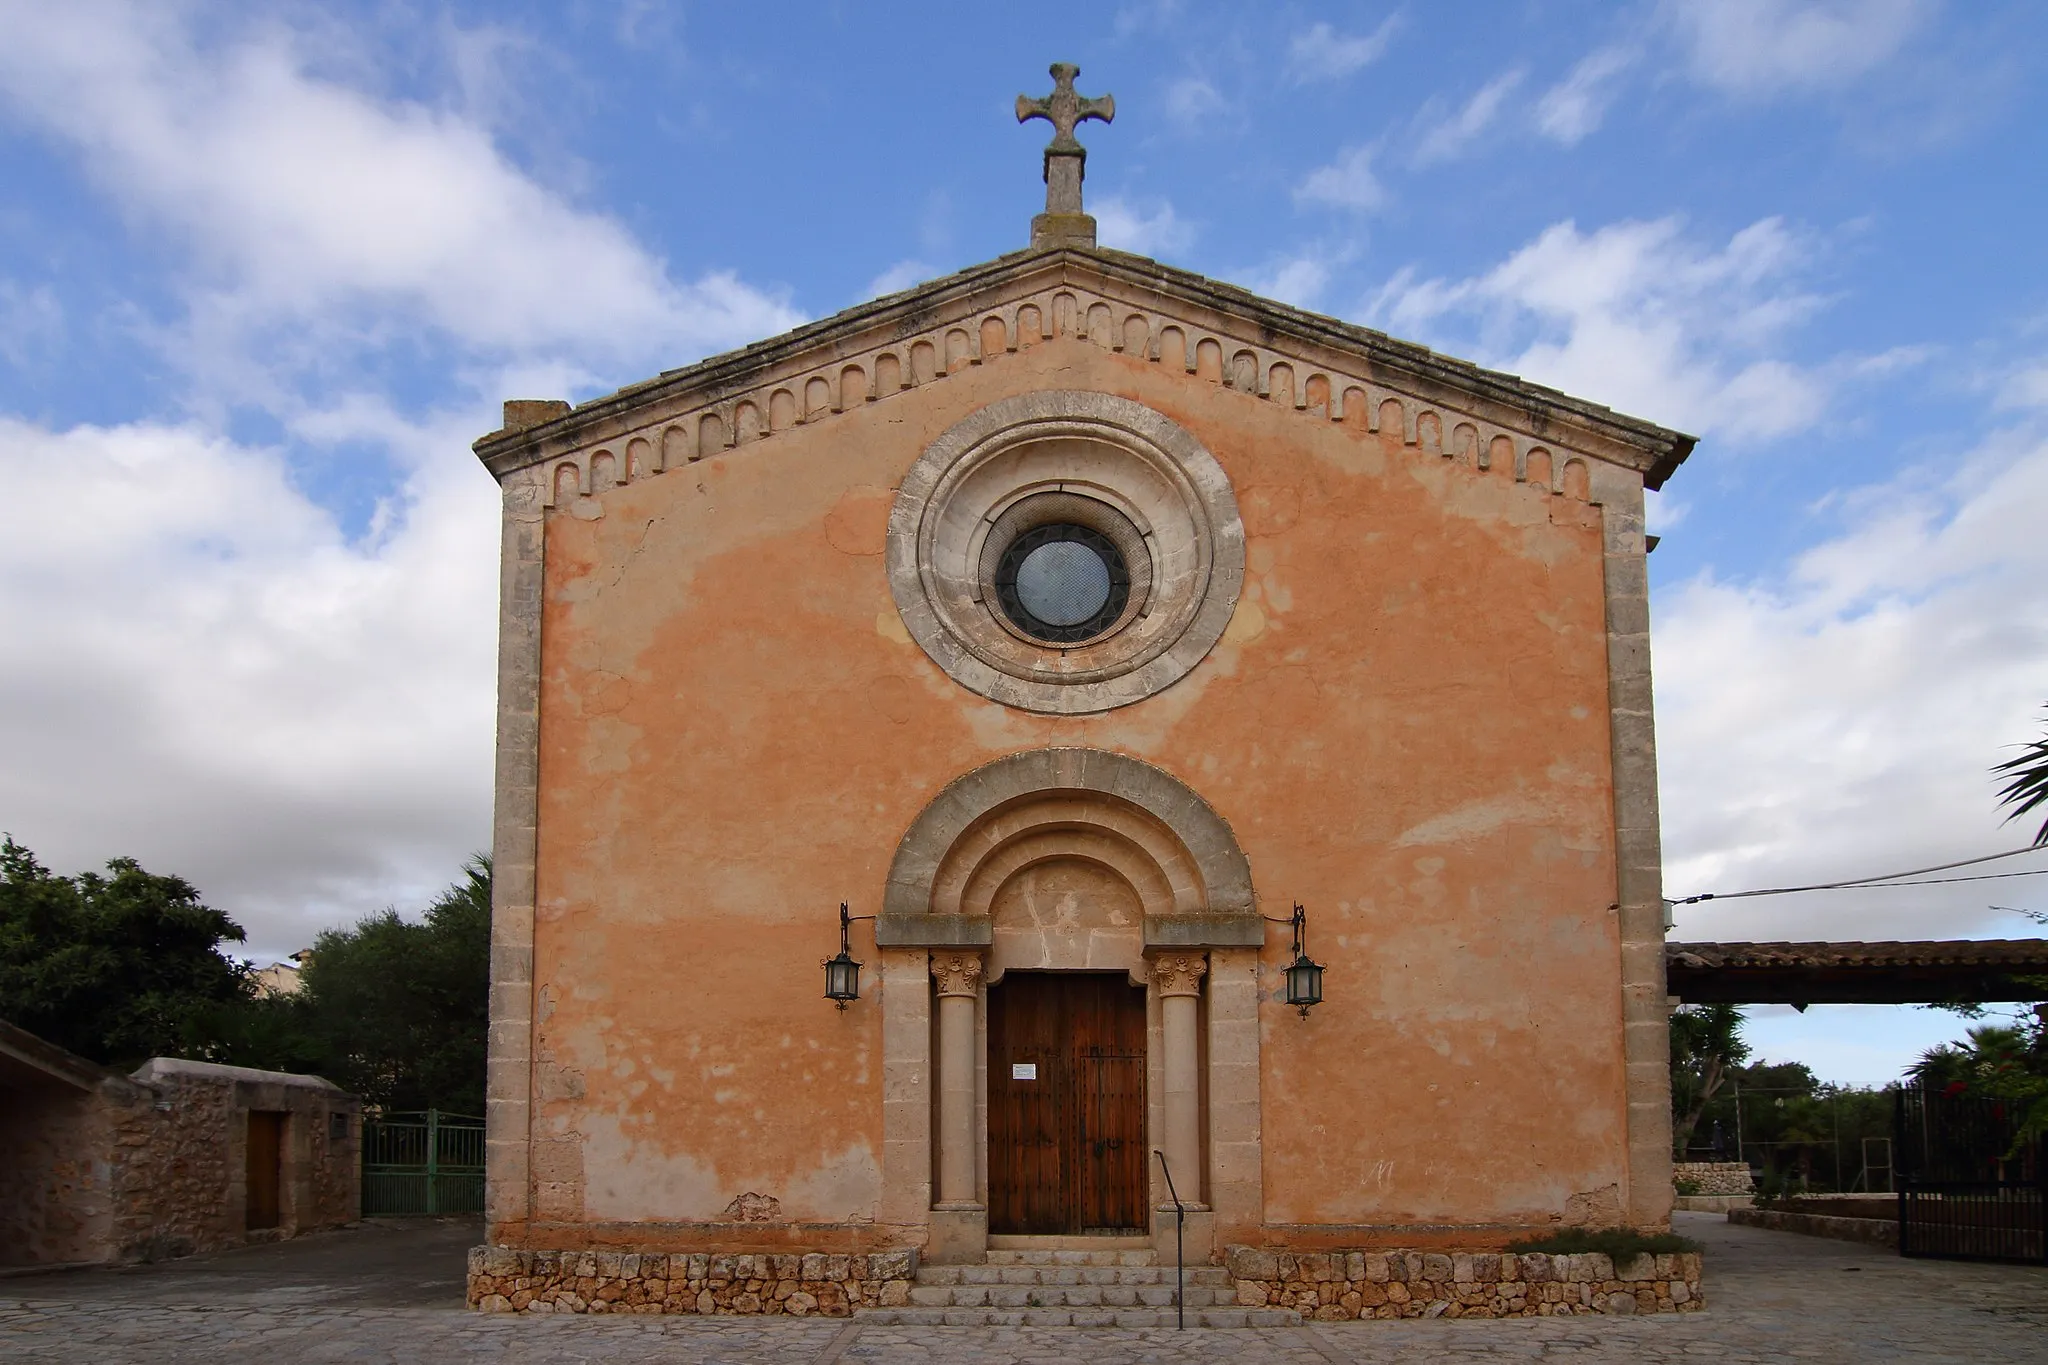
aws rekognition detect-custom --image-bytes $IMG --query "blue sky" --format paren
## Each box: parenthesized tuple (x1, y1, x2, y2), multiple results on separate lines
(1, 0, 2044, 1085)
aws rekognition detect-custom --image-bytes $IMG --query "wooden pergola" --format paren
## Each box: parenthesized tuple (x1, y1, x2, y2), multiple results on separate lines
(1666, 939, 2048, 1006)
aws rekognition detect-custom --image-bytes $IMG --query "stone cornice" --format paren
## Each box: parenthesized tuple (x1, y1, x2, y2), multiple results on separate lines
(472, 246, 1695, 494)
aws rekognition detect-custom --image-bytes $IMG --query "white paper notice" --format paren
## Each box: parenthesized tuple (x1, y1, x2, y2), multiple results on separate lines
(1011, 1063, 1037, 1081)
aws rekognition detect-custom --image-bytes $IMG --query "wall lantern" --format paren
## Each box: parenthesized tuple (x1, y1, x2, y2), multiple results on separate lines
(1267, 902, 1325, 1019)
(823, 903, 875, 1009)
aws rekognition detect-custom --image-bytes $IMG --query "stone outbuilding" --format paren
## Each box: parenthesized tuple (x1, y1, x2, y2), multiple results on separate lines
(466, 68, 1696, 1318)
(0, 1018, 360, 1268)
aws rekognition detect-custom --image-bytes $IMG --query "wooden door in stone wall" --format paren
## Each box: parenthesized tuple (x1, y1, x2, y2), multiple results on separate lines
(246, 1110, 285, 1230)
(988, 972, 1147, 1234)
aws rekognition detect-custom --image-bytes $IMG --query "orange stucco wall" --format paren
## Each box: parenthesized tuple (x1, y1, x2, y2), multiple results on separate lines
(529, 335, 1625, 1241)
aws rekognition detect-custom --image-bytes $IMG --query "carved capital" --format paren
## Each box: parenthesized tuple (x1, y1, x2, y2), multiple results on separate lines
(931, 952, 985, 998)
(1149, 952, 1208, 998)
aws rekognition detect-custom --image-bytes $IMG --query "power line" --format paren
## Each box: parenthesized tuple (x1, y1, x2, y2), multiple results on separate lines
(1671, 843, 2048, 907)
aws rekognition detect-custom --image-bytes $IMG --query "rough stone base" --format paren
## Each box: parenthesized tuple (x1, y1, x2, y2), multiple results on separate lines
(1223, 1247, 1704, 1320)
(1153, 1206, 1214, 1267)
(924, 1206, 987, 1265)
(466, 1247, 917, 1316)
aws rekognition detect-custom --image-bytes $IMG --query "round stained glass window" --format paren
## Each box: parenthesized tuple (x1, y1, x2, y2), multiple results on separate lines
(994, 523, 1131, 644)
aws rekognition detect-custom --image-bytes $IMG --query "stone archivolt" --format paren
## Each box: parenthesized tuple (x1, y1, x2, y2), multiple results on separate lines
(879, 748, 1257, 952)
(474, 249, 1688, 520)
(936, 791, 1202, 921)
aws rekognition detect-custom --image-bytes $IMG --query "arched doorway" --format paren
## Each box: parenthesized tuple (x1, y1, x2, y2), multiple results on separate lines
(877, 748, 1261, 1260)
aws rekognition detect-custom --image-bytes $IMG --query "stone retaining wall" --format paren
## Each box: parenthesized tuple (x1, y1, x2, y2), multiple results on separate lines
(1223, 1247, 1703, 1319)
(466, 1247, 917, 1316)
(1673, 1161, 1752, 1194)
(1672, 1194, 1753, 1213)
(1730, 1207, 1898, 1248)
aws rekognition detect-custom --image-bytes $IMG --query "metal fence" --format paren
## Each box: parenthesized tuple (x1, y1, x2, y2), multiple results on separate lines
(362, 1109, 485, 1217)
(1895, 1085, 2045, 1265)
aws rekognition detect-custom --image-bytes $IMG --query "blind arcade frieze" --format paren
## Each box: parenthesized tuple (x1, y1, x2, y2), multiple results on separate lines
(498, 265, 1660, 518)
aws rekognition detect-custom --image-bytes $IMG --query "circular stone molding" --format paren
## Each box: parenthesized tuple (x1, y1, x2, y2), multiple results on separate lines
(887, 392, 1245, 714)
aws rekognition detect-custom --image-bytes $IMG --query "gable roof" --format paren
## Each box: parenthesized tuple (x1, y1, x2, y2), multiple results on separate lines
(474, 243, 1696, 492)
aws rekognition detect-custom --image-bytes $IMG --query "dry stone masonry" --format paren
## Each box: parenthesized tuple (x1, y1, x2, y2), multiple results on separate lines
(0, 1021, 359, 1270)
(1673, 1161, 1753, 1195)
(466, 1248, 917, 1317)
(1223, 1246, 1703, 1320)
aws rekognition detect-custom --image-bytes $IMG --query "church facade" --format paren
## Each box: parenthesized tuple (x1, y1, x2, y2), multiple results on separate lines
(467, 72, 1694, 1317)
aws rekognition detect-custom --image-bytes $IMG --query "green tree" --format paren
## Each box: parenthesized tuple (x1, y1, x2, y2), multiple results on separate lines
(0, 836, 252, 1067)
(1994, 706, 2048, 845)
(282, 856, 492, 1112)
(1669, 1002, 1750, 1158)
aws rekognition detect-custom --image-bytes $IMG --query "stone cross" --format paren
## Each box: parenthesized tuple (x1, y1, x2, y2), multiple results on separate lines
(1016, 62, 1115, 247)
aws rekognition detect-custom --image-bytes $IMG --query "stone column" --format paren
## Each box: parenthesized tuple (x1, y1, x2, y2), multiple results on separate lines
(1150, 952, 1208, 1207)
(931, 953, 984, 1207)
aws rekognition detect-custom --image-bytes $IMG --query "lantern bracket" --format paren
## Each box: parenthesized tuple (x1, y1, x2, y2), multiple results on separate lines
(824, 902, 877, 1010)
(1262, 902, 1325, 1019)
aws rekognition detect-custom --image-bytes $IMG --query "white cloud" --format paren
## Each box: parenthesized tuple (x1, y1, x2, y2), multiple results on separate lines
(0, 1, 799, 395)
(864, 259, 941, 299)
(0, 281, 64, 370)
(1295, 145, 1385, 213)
(1664, 0, 1933, 99)
(0, 412, 500, 959)
(1535, 46, 1636, 145)
(1411, 69, 1525, 165)
(1161, 73, 1226, 126)
(1093, 196, 1196, 258)
(1368, 216, 1834, 442)
(1999, 361, 2048, 411)
(0, 2, 807, 958)
(1113, 0, 1185, 39)
(1645, 488, 1688, 534)
(1287, 17, 1401, 83)
(1240, 254, 1333, 312)
(1659, 429, 2048, 944)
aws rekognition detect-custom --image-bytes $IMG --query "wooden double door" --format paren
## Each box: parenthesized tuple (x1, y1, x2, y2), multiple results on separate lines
(988, 972, 1148, 1234)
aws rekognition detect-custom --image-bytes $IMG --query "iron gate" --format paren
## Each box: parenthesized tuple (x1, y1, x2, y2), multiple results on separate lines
(361, 1109, 485, 1216)
(1895, 1085, 2045, 1264)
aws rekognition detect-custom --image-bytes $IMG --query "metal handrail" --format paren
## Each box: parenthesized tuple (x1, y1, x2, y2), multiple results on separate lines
(1153, 1149, 1185, 1329)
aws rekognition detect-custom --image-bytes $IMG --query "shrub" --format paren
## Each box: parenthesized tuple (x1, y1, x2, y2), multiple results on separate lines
(1672, 1176, 1703, 1196)
(1505, 1228, 1700, 1258)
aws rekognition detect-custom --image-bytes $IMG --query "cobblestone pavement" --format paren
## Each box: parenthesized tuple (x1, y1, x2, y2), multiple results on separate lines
(1, 1213, 2044, 1363)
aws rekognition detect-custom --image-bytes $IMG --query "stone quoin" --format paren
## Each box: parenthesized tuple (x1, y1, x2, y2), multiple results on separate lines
(466, 62, 1697, 1320)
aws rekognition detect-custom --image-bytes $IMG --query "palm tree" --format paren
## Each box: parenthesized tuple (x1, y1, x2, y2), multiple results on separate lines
(1995, 708, 2048, 845)
(1908, 1024, 2031, 1092)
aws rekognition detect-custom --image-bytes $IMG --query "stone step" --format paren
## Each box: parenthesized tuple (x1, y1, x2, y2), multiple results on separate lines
(983, 1249, 1157, 1267)
(905, 1283, 1228, 1310)
(858, 1306, 1303, 1328)
(914, 1264, 1230, 1288)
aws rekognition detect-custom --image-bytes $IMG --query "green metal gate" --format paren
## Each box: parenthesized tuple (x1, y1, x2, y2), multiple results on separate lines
(361, 1109, 485, 1216)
